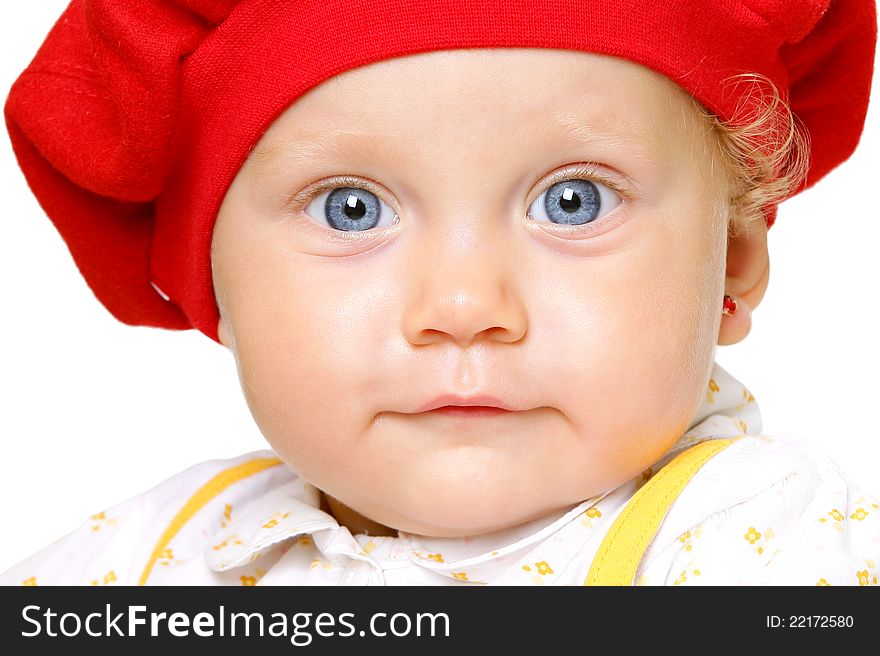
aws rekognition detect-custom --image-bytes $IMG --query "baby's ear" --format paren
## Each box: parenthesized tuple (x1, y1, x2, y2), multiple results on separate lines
(717, 216, 770, 346)
(724, 217, 770, 313)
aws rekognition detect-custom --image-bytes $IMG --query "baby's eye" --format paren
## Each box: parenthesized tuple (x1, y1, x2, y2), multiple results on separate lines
(528, 177, 622, 227)
(304, 185, 398, 232)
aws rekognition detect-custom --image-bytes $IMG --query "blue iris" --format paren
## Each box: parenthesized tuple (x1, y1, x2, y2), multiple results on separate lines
(543, 179, 601, 225)
(325, 187, 382, 231)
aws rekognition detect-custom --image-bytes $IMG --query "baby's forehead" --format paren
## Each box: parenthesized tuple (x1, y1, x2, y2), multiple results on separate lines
(249, 48, 697, 170)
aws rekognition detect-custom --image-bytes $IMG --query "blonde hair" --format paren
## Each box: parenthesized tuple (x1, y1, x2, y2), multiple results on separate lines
(688, 73, 811, 240)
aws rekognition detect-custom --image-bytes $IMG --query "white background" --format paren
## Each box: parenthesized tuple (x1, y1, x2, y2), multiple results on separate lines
(1, 3, 878, 573)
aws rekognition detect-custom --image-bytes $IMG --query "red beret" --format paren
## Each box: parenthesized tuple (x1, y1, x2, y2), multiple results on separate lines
(5, 0, 877, 342)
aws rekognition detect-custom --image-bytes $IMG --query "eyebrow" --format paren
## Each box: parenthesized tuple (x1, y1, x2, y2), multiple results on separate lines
(249, 129, 398, 175)
(549, 111, 662, 160)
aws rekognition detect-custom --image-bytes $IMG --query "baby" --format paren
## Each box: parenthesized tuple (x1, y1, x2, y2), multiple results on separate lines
(2, 0, 878, 586)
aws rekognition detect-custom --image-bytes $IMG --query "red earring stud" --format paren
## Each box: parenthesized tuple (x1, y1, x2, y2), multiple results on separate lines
(722, 294, 738, 316)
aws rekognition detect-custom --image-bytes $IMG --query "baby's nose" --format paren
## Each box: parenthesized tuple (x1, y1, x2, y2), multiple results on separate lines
(400, 223, 528, 348)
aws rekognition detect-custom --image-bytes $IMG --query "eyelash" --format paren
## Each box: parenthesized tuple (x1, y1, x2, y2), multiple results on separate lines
(288, 164, 628, 236)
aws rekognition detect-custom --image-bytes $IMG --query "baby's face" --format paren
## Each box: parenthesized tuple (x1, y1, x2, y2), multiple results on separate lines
(212, 48, 731, 537)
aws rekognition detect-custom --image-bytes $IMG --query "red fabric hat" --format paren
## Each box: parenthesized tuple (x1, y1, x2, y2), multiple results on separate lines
(5, 0, 877, 342)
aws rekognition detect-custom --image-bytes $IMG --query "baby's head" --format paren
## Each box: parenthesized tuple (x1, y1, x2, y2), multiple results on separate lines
(210, 48, 804, 537)
(6, 0, 875, 538)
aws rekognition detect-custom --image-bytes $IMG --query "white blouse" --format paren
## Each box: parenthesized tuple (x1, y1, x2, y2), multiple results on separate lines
(2, 361, 878, 586)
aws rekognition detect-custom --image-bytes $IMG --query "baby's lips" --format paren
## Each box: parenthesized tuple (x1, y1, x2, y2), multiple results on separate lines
(413, 393, 523, 413)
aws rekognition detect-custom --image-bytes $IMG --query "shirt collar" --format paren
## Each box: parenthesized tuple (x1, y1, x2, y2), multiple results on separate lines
(206, 359, 760, 578)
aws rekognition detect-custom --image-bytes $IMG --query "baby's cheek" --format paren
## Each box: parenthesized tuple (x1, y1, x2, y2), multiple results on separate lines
(232, 336, 337, 442)
(544, 262, 712, 483)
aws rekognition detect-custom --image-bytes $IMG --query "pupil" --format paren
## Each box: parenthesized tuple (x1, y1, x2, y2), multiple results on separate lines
(559, 187, 581, 212)
(344, 194, 366, 219)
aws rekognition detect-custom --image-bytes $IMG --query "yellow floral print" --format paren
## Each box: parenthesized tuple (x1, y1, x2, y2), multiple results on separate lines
(678, 529, 696, 552)
(818, 508, 850, 535)
(677, 525, 704, 554)
(535, 561, 554, 576)
(22, 577, 37, 586)
(856, 560, 879, 586)
(732, 387, 756, 415)
(261, 512, 291, 529)
(221, 503, 233, 528)
(452, 572, 469, 581)
(158, 548, 176, 567)
(673, 568, 701, 585)
(744, 527, 761, 545)
(850, 508, 868, 521)
(92, 571, 117, 585)
(580, 504, 603, 528)
(818, 508, 846, 533)
(706, 378, 719, 403)
(212, 536, 243, 551)
(426, 553, 445, 563)
(240, 575, 257, 586)
(816, 578, 831, 586)
(743, 526, 774, 554)
(89, 510, 117, 532)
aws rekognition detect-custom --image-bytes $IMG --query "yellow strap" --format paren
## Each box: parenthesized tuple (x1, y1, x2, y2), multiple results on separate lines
(584, 438, 737, 586)
(138, 457, 283, 585)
